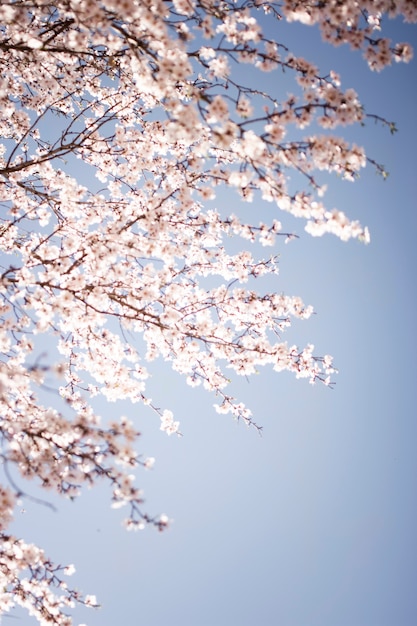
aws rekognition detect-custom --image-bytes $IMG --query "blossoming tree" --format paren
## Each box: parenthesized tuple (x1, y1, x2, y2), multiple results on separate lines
(0, 0, 415, 622)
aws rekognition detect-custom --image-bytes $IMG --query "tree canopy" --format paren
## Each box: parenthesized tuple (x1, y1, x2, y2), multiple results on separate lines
(0, 1, 415, 623)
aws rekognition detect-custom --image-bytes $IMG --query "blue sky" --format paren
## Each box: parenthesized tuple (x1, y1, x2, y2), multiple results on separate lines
(5, 12, 417, 626)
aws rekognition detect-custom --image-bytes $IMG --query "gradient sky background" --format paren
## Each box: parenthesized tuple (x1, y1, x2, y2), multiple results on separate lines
(4, 11, 417, 626)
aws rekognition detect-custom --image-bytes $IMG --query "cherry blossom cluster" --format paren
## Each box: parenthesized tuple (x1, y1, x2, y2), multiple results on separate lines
(282, 0, 415, 70)
(0, 533, 99, 624)
(0, 1, 415, 623)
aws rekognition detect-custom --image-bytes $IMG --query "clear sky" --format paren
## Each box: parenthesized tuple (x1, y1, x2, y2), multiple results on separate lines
(5, 12, 417, 626)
